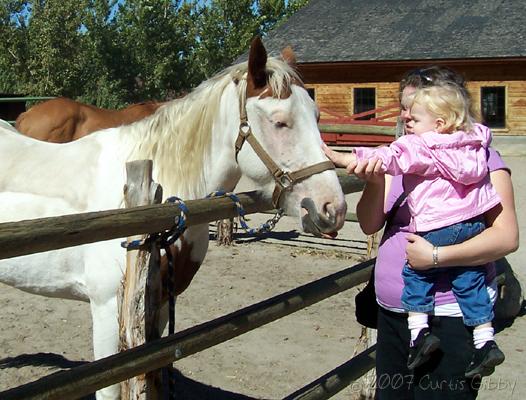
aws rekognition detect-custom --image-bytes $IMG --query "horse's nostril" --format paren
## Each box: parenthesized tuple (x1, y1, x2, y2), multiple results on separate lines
(301, 198, 345, 236)
(322, 202, 338, 225)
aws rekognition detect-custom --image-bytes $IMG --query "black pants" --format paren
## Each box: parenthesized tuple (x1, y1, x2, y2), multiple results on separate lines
(376, 307, 481, 399)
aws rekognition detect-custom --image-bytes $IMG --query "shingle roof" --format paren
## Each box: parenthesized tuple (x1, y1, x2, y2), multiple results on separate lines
(259, 0, 526, 63)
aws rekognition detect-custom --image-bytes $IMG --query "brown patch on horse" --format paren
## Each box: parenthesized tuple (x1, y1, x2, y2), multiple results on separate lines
(15, 97, 163, 143)
(120, 101, 164, 121)
(160, 239, 202, 301)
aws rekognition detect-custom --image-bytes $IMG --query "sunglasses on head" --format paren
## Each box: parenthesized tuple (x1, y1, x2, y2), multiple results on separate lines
(413, 69, 434, 85)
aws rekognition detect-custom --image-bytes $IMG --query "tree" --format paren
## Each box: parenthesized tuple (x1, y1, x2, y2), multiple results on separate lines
(191, 0, 259, 79)
(0, 0, 309, 105)
(0, 0, 30, 93)
(77, 0, 129, 107)
(23, 0, 90, 97)
(190, 0, 309, 81)
(258, 0, 309, 33)
(112, 0, 196, 101)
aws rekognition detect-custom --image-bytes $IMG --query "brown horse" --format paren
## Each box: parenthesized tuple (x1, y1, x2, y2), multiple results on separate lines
(15, 97, 164, 143)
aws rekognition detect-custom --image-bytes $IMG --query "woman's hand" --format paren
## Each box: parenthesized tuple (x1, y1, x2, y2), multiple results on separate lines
(405, 233, 434, 270)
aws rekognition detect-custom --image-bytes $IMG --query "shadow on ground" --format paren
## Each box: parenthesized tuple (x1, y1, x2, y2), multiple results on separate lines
(0, 352, 87, 370)
(209, 230, 368, 254)
(0, 354, 262, 400)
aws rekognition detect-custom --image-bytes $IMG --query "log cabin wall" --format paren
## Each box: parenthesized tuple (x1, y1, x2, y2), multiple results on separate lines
(306, 82, 399, 120)
(305, 78, 526, 136)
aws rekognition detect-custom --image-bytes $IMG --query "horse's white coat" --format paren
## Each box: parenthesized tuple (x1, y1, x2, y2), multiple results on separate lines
(0, 50, 346, 399)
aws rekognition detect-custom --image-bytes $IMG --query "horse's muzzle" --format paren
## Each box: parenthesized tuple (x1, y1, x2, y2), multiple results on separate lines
(300, 197, 345, 237)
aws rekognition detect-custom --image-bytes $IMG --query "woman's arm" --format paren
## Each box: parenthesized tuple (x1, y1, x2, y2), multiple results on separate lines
(356, 173, 390, 234)
(406, 168, 519, 269)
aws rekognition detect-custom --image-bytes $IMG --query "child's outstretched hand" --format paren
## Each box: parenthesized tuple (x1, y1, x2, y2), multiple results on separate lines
(322, 143, 357, 173)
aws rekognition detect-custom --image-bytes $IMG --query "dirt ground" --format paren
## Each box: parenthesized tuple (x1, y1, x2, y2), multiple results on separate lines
(1, 156, 525, 400)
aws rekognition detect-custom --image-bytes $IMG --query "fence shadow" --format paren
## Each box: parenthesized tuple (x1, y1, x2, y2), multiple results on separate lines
(169, 367, 264, 400)
(0, 353, 95, 399)
(209, 230, 368, 254)
(0, 352, 87, 370)
(0, 354, 262, 400)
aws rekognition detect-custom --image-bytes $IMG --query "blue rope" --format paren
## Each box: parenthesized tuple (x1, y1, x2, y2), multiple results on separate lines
(162, 196, 189, 245)
(120, 196, 188, 250)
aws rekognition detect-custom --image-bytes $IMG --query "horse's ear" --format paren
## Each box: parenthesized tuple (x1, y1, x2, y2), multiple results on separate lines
(248, 36, 268, 88)
(281, 46, 297, 67)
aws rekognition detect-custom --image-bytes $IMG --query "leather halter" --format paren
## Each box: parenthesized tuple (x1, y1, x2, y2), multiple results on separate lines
(234, 85, 335, 208)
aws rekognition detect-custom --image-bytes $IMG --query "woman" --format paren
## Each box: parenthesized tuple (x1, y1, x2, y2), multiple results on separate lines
(325, 66, 519, 399)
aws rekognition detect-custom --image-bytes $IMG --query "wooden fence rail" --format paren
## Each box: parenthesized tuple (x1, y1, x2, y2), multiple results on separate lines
(319, 124, 395, 136)
(283, 346, 376, 400)
(0, 259, 374, 400)
(0, 172, 364, 260)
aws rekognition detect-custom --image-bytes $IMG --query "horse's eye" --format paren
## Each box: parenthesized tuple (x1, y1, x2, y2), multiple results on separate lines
(275, 121, 288, 129)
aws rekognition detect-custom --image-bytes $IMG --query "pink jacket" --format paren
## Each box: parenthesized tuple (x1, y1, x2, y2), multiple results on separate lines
(354, 123, 501, 232)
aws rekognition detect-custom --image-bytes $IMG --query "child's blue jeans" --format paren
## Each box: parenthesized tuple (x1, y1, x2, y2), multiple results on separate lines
(401, 216, 493, 326)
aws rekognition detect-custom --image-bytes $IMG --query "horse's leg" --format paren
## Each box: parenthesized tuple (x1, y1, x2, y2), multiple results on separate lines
(85, 241, 125, 400)
(90, 297, 121, 400)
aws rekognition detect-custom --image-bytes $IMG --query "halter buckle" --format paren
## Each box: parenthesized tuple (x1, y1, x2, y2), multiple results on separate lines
(239, 121, 251, 136)
(276, 171, 293, 190)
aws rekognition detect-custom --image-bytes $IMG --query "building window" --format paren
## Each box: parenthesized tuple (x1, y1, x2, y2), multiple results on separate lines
(353, 88, 376, 120)
(306, 88, 315, 101)
(481, 86, 506, 129)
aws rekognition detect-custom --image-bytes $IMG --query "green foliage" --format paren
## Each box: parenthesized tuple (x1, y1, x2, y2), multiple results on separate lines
(0, 0, 29, 93)
(0, 0, 308, 107)
(192, 0, 260, 79)
(25, 0, 90, 97)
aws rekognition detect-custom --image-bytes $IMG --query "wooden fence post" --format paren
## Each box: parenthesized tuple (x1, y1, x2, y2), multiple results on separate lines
(216, 218, 235, 245)
(118, 160, 163, 399)
(356, 232, 379, 400)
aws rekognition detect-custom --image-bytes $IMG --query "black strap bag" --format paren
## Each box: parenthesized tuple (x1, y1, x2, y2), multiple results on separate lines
(355, 266, 378, 328)
(354, 193, 406, 329)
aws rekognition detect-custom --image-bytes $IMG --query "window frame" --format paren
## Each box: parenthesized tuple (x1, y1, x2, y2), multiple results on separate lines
(353, 87, 376, 120)
(480, 86, 506, 129)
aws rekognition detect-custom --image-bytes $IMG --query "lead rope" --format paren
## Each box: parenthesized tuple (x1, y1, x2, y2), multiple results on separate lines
(207, 190, 284, 235)
(160, 196, 188, 400)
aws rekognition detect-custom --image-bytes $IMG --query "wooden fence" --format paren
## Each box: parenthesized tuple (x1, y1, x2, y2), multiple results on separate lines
(0, 169, 375, 400)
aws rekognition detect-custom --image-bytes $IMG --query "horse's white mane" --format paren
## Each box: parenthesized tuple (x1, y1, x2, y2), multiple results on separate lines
(121, 56, 301, 199)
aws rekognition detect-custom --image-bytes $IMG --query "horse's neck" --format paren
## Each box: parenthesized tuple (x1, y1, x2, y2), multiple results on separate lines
(203, 84, 243, 194)
(118, 88, 241, 201)
(116, 111, 208, 200)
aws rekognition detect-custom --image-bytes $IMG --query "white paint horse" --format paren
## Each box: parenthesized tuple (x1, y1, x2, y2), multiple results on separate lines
(0, 38, 347, 399)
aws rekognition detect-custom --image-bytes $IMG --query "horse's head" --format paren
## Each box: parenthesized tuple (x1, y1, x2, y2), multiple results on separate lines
(233, 38, 347, 237)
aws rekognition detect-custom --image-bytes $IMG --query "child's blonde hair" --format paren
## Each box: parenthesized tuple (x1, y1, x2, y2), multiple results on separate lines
(412, 83, 476, 133)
